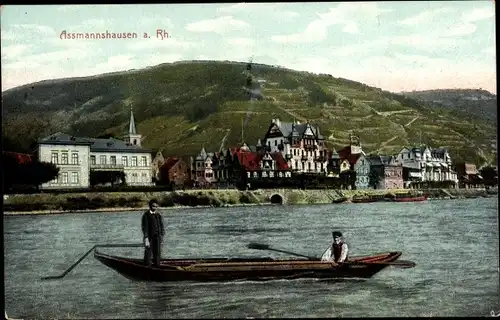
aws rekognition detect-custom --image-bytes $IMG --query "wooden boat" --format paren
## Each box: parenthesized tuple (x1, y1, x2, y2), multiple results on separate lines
(393, 195, 427, 202)
(332, 197, 348, 204)
(351, 197, 378, 203)
(93, 250, 406, 282)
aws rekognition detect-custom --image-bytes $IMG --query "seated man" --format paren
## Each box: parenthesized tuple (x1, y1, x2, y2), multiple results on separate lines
(321, 231, 349, 264)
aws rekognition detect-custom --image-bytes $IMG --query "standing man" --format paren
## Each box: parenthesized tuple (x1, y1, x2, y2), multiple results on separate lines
(142, 199, 165, 267)
(321, 231, 349, 265)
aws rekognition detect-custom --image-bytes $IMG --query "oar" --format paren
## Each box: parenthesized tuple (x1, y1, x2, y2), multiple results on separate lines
(247, 243, 317, 260)
(41, 243, 143, 280)
(248, 243, 416, 268)
(348, 260, 416, 268)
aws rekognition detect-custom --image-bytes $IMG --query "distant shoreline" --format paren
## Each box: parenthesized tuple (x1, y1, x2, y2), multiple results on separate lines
(3, 203, 269, 216)
(3, 187, 496, 216)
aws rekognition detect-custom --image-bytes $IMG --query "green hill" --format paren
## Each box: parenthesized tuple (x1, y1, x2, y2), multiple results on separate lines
(402, 89, 497, 125)
(1, 60, 497, 167)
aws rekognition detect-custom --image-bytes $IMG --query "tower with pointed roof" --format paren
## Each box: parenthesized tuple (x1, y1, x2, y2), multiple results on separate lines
(124, 107, 142, 146)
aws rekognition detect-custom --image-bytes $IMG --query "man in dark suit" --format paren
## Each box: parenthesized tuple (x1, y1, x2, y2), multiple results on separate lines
(142, 199, 165, 267)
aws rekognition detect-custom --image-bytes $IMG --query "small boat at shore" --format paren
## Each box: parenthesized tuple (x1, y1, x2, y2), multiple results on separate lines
(351, 197, 378, 203)
(392, 195, 428, 202)
(93, 250, 409, 282)
(332, 197, 348, 204)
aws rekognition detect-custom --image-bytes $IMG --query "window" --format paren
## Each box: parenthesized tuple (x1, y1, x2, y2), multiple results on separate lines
(71, 153, 79, 165)
(274, 140, 277, 146)
(131, 156, 138, 166)
(141, 156, 147, 167)
(100, 155, 106, 165)
(142, 173, 148, 181)
(62, 172, 68, 184)
(71, 172, 79, 184)
(132, 173, 138, 183)
(61, 152, 68, 164)
(110, 156, 116, 165)
(51, 152, 58, 164)
(122, 156, 128, 167)
(90, 155, 96, 165)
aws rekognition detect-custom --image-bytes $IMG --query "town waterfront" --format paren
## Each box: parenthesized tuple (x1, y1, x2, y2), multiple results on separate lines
(4, 197, 499, 318)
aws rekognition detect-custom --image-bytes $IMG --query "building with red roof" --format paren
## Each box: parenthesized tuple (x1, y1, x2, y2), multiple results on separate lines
(3, 151, 34, 165)
(159, 157, 189, 186)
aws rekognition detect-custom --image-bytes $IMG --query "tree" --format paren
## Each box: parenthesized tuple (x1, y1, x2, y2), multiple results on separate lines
(2, 153, 21, 191)
(21, 161, 60, 188)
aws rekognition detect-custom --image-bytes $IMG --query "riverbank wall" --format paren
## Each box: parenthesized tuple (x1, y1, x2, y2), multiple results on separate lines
(3, 187, 497, 215)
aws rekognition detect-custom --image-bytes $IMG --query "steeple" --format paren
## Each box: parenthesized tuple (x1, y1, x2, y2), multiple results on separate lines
(124, 106, 142, 146)
(129, 107, 137, 135)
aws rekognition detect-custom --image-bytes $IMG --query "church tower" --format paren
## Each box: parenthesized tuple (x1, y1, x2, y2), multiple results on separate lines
(124, 107, 142, 146)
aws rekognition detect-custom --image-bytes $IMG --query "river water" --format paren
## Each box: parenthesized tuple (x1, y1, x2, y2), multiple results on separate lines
(4, 198, 499, 318)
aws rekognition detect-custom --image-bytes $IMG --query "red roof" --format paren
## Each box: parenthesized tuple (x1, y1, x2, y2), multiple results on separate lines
(3, 151, 33, 164)
(232, 150, 289, 171)
(338, 146, 362, 166)
(160, 157, 180, 172)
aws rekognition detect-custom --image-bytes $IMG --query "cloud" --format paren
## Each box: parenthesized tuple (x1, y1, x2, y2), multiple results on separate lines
(330, 32, 467, 57)
(441, 22, 477, 37)
(127, 37, 200, 51)
(271, 3, 391, 43)
(398, 8, 455, 26)
(482, 46, 496, 56)
(8, 24, 56, 37)
(271, 19, 334, 44)
(342, 22, 359, 34)
(1, 44, 33, 60)
(147, 53, 183, 66)
(56, 5, 84, 12)
(226, 37, 255, 47)
(92, 54, 136, 72)
(185, 16, 250, 34)
(217, 3, 299, 20)
(4, 48, 93, 70)
(461, 7, 495, 22)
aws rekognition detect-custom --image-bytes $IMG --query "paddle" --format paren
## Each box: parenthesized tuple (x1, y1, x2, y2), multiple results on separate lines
(41, 243, 143, 280)
(247, 243, 317, 260)
(248, 243, 416, 268)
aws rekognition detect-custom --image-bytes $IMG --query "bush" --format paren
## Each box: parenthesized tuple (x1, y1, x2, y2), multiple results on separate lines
(239, 193, 251, 204)
(160, 194, 175, 207)
(117, 197, 129, 207)
(128, 196, 143, 208)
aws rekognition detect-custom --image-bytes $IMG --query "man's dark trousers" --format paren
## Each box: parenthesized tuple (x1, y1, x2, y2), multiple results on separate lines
(144, 235, 162, 267)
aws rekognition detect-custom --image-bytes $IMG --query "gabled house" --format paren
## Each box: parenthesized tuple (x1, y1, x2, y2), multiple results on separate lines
(326, 149, 341, 177)
(159, 157, 189, 187)
(263, 118, 328, 174)
(191, 147, 216, 187)
(454, 163, 484, 188)
(353, 153, 370, 189)
(395, 146, 458, 187)
(368, 155, 403, 189)
(151, 149, 165, 182)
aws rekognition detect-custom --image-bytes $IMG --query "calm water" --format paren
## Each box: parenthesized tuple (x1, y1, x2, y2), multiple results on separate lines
(4, 198, 499, 318)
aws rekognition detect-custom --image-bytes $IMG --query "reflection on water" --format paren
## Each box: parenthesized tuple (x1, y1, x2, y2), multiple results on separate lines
(4, 198, 499, 318)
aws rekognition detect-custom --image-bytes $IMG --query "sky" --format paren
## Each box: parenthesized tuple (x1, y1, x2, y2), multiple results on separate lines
(1, 2, 496, 94)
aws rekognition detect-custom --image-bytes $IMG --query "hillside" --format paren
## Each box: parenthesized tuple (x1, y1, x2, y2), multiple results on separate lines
(1, 60, 497, 167)
(402, 89, 497, 125)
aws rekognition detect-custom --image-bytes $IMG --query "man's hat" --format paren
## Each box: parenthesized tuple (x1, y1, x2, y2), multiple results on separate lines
(332, 231, 343, 238)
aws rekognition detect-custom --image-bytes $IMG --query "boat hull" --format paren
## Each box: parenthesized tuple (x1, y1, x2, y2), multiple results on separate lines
(393, 196, 427, 202)
(94, 251, 402, 282)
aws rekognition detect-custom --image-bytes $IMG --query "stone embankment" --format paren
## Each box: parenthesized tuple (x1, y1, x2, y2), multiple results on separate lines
(2, 187, 497, 215)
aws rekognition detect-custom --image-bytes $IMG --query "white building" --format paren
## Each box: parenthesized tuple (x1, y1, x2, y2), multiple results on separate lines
(36, 109, 153, 189)
(395, 146, 458, 185)
(263, 118, 328, 174)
